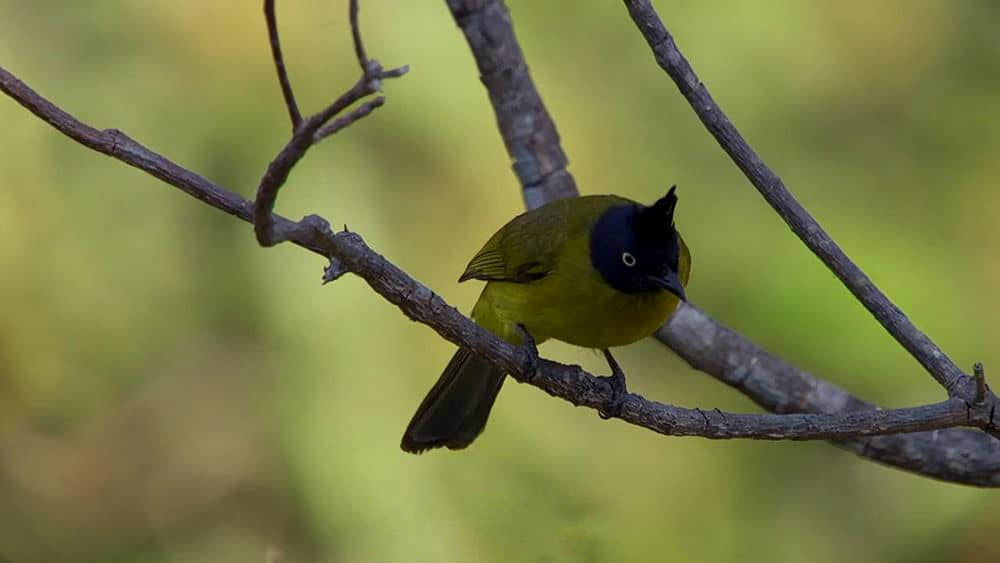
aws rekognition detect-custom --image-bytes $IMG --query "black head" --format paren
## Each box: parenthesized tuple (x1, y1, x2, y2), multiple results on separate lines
(589, 186, 685, 298)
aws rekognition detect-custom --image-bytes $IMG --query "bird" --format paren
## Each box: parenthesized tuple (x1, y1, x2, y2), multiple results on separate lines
(401, 186, 690, 453)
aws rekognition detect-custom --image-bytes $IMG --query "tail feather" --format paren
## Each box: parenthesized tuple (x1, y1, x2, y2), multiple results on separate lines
(401, 348, 506, 453)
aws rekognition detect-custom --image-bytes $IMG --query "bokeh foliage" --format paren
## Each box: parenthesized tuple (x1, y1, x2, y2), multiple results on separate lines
(1, 1, 997, 562)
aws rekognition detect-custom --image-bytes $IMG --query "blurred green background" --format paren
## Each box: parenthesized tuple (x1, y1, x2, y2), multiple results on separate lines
(1, 1, 998, 561)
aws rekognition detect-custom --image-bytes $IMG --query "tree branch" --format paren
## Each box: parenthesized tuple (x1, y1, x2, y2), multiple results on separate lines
(659, 305, 1000, 485)
(253, 0, 407, 247)
(443, 0, 1000, 483)
(349, 0, 370, 73)
(264, 0, 302, 129)
(620, 0, 980, 403)
(446, 0, 578, 209)
(3, 63, 997, 456)
(314, 96, 385, 141)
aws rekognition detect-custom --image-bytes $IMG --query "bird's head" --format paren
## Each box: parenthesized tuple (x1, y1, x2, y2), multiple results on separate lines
(589, 186, 686, 299)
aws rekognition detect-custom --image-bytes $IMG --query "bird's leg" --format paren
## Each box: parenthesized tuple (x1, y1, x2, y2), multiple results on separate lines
(598, 349, 628, 419)
(517, 324, 540, 382)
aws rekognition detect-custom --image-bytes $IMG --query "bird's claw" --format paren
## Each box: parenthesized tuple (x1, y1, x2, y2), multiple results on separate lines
(517, 324, 540, 382)
(598, 349, 628, 419)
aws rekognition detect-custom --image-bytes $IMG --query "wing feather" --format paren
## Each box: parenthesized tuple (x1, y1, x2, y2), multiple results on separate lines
(459, 196, 631, 284)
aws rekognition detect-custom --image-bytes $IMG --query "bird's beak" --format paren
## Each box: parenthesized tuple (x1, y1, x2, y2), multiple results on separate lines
(649, 271, 686, 300)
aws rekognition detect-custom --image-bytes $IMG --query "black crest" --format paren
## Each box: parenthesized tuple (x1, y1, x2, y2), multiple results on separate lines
(589, 186, 685, 297)
(636, 185, 678, 242)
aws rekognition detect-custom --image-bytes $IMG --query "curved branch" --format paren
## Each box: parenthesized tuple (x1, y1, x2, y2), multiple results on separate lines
(443, 0, 1000, 483)
(621, 0, 974, 399)
(253, 0, 407, 247)
(252, 70, 400, 246)
(2, 65, 996, 459)
(349, 0, 370, 72)
(264, 0, 302, 128)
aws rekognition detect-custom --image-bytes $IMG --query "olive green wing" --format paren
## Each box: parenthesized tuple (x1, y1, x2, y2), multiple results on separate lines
(459, 196, 629, 284)
(459, 207, 567, 283)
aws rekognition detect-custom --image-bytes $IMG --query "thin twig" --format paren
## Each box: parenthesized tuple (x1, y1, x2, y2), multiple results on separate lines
(264, 0, 302, 129)
(620, 0, 969, 397)
(253, 67, 405, 246)
(253, 77, 371, 246)
(314, 97, 385, 141)
(3, 62, 999, 484)
(349, 0, 369, 72)
(253, 2, 408, 248)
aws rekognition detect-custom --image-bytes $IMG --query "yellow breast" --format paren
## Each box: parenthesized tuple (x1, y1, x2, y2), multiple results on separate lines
(471, 236, 682, 349)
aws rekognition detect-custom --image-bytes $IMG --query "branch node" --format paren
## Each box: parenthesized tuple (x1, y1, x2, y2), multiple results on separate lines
(364, 62, 410, 94)
(714, 407, 727, 424)
(973, 362, 986, 405)
(300, 213, 332, 235)
(382, 64, 410, 79)
(251, 0, 407, 250)
(695, 407, 709, 429)
(364, 59, 384, 92)
(323, 257, 348, 284)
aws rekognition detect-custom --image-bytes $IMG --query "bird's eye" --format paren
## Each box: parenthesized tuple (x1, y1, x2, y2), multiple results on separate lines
(621, 252, 637, 267)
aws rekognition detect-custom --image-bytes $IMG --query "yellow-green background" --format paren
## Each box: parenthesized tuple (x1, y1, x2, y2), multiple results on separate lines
(1, 1, 997, 562)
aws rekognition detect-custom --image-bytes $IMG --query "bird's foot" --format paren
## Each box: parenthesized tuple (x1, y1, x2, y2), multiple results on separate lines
(517, 324, 541, 382)
(598, 349, 628, 419)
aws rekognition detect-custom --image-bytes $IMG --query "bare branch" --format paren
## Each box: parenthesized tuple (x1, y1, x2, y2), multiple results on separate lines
(3, 64, 997, 464)
(349, 0, 369, 72)
(252, 2, 407, 247)
(620, 0, 974, 399)
(314, 96, 385, 141)
(444, 0, 1000, 482)
(254, 75, 376, 246)
(446, 0, 578, 209)
(659, 305, 1000, 484)
(264, 0, 302, 129)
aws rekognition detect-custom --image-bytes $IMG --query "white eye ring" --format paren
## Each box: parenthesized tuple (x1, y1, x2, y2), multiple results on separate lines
(621, 252, 637, 267)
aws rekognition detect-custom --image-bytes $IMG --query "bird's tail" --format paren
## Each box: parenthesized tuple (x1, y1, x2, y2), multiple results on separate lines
(400, 347, 506, 454)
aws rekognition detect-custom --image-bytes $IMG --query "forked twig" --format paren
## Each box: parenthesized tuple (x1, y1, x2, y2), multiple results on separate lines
(253, 0, 407, 247)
